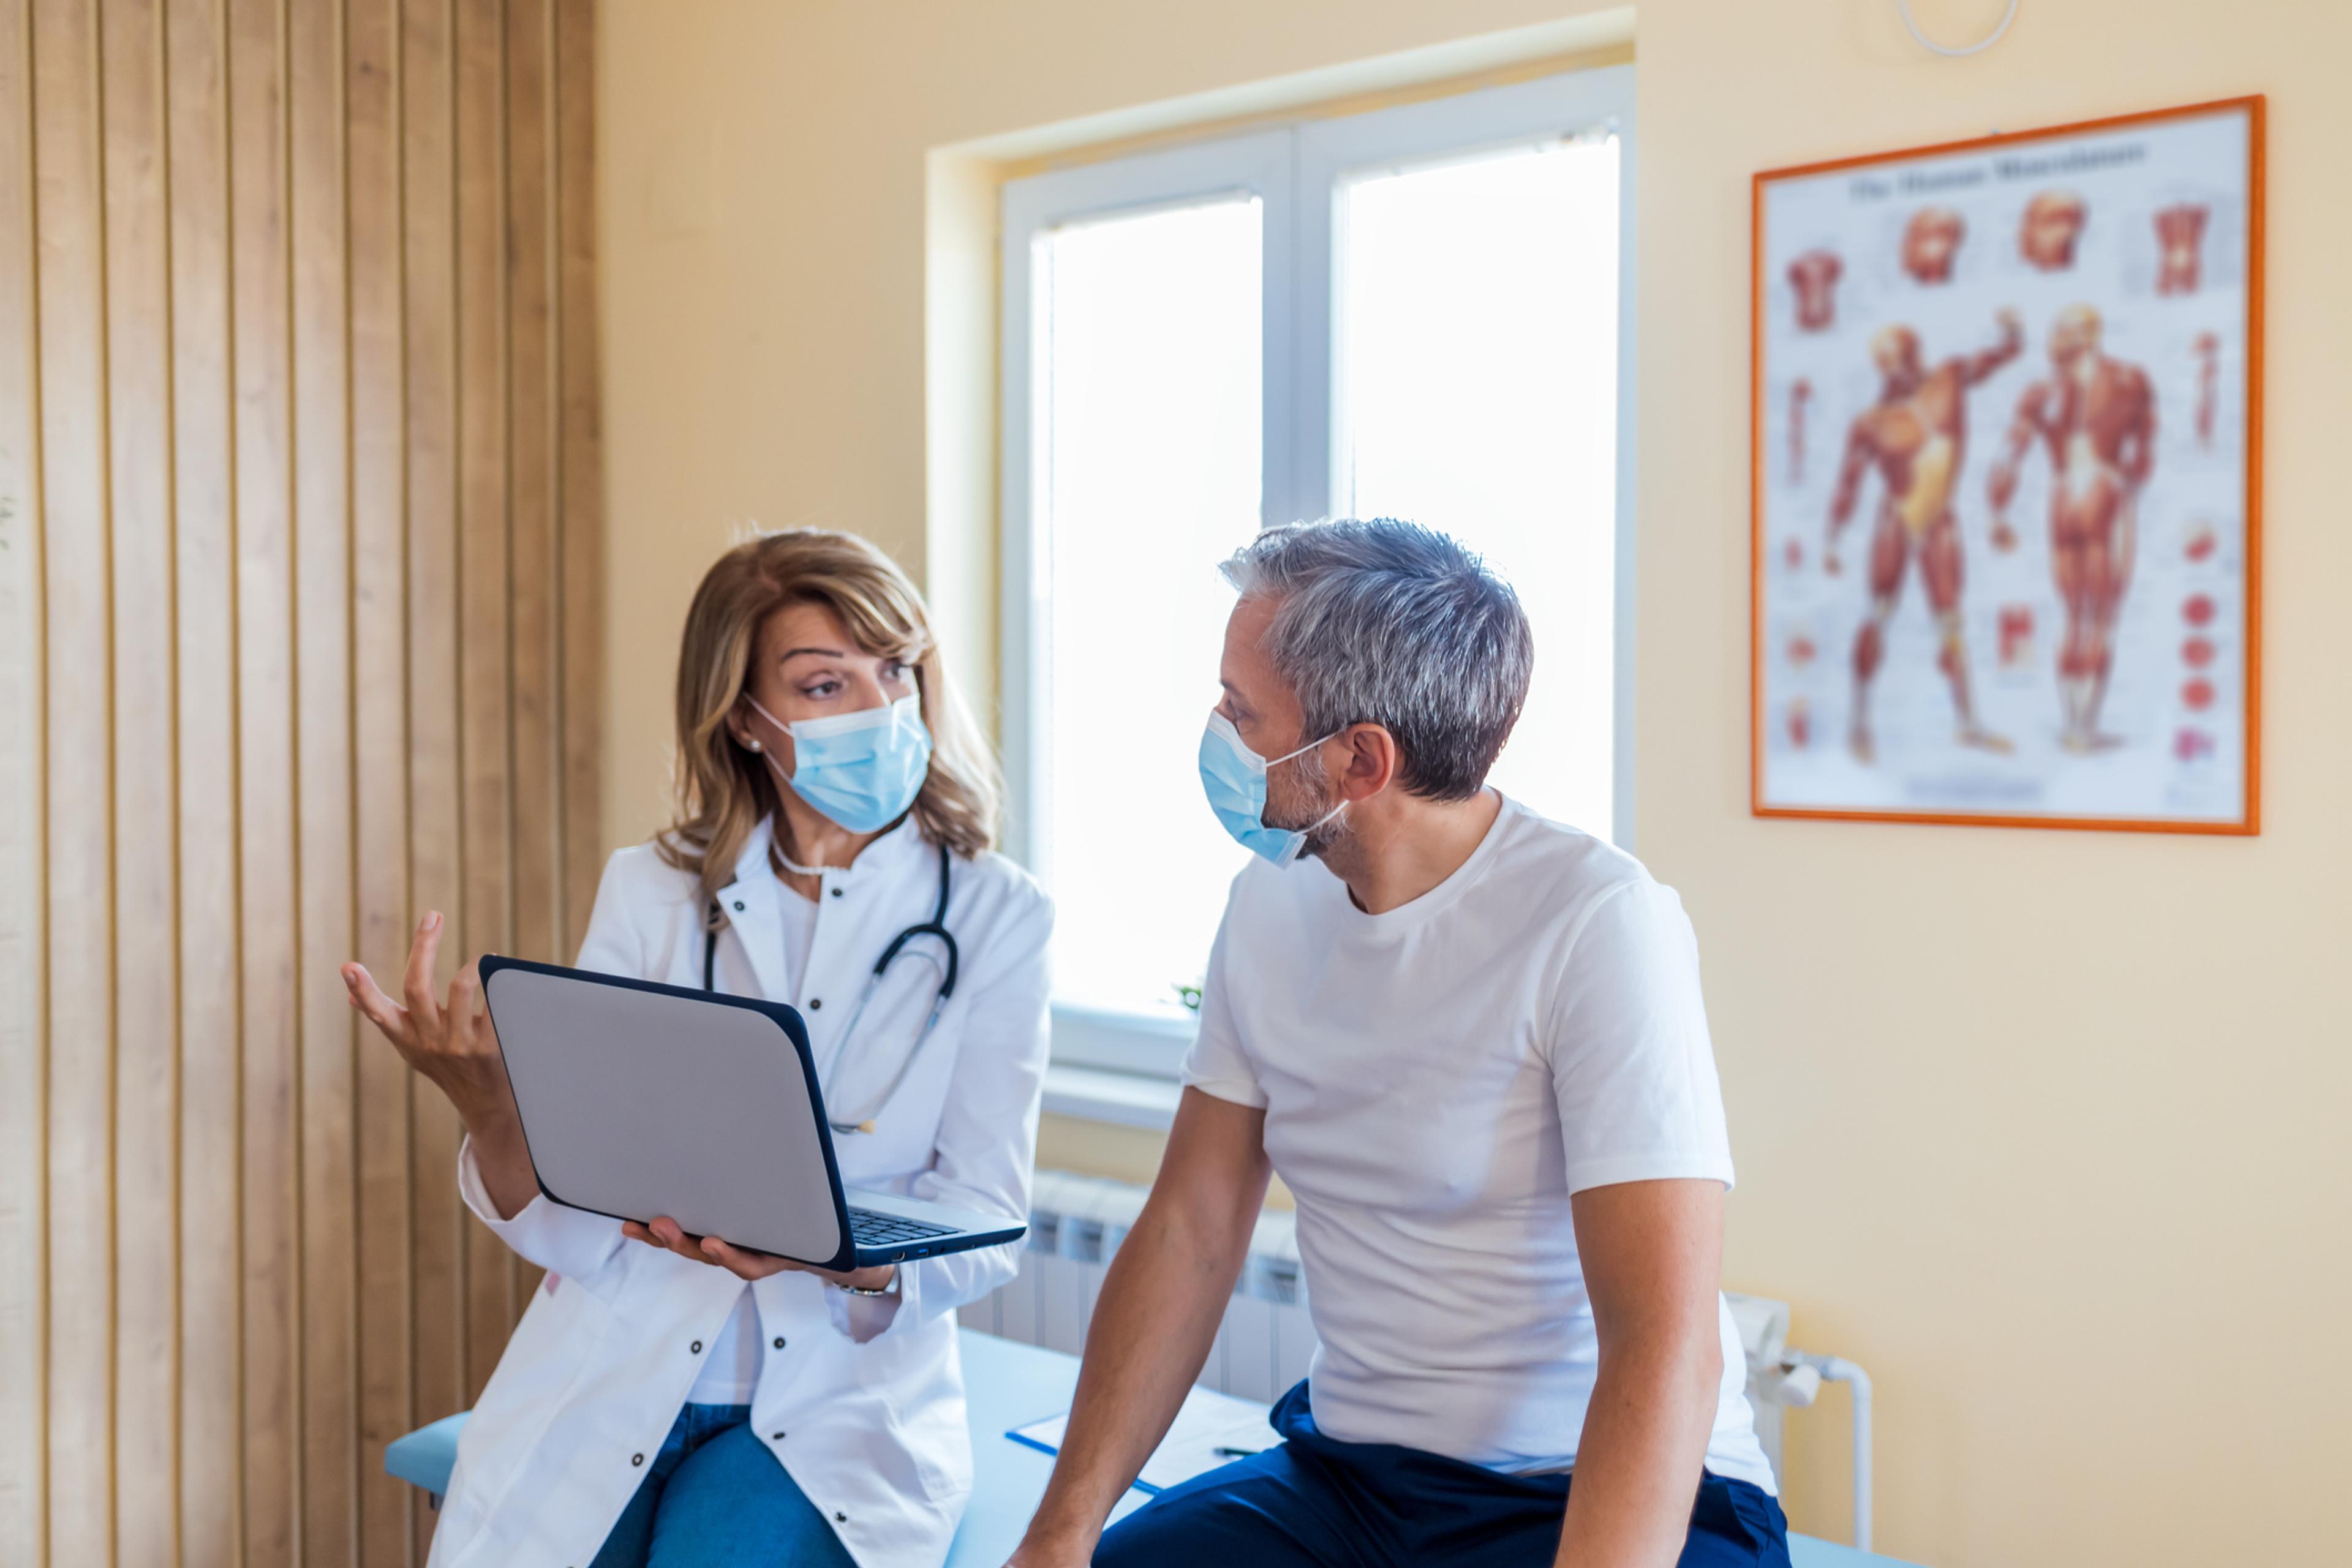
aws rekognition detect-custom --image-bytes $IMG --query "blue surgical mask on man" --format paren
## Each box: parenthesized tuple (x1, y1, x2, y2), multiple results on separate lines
(1198, 710, 1345, 867)
(747, 692, 932, 834)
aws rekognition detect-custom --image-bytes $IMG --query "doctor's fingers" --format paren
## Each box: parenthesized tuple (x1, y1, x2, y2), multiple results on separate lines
(621, 1220, 689, 1257)
(445, 963, 499, 1055)
(627, 1217, 788, 1279)
(697, 1236, 791, 1281)
(627, 1216, 717, 1265)
(341, 963, 418, 1051)
(399, 913, 448, 1033)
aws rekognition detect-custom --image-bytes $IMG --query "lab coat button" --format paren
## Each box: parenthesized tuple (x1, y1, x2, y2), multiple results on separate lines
(690, 1340, 703, 1354)
(829, 887, 843, 898)
(773, 1336, 785, 1349)
(631, 1453, 645, 1467)
(834, 1513, 847, 1523)
(809, 998, 823, 1009)
(732, 900, 745, 912)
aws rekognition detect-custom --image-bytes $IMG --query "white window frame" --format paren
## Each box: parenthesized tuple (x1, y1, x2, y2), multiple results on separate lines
(1000, 67, 1637, 1092)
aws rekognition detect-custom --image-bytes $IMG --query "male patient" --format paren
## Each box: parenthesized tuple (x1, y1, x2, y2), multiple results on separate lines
(1005, 520, 1785, 1568)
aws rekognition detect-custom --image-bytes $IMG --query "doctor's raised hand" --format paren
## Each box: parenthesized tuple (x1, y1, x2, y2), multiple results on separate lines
(340, 913, 540, 1221)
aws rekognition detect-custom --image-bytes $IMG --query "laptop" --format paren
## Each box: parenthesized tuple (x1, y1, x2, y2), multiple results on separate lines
(477, 954, 1027, 1272)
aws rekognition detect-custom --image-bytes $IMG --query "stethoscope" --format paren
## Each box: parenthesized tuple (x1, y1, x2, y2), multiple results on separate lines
(703, 839, 960, 1135)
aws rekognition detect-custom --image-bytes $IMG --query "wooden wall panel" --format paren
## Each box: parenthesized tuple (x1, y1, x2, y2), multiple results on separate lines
(453, 0, 513, 1401)
(227, 0, 302, 1558)
(505, 0, 555, 1313)
(98, 2, 180, 1561)
(0, 3, 604, 1563)
(165, 1, 243, 1562)
(347, 0, 415, 1559)
(401, 4, 466, 1515)
(0, 0, 49, 1558)
(34, 0, 118, 1558)
(554, 0, 601, 960)
(165, 1, 244, 1562)
(289, 0, 358, 1558)
(507, 0, 554, 1054)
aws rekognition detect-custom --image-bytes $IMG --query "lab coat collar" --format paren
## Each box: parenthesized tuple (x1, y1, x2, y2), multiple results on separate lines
(718, 813, 935, 1005)
(729, 813, 780, 881)
(731, 810, 930, 882)
(842, 812, 933, 880)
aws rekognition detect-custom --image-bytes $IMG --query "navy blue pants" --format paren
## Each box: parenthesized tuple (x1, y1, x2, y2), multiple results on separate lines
(1095, 1381, 1790, 1568)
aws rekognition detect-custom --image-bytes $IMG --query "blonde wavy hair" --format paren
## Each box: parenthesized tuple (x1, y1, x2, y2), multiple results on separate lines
(658, 529, 1000, 907)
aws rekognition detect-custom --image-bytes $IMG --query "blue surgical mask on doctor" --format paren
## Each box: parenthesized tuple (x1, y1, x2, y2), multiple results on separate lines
(1199, 710, 1347, 867)
(746, 692, 933, 834)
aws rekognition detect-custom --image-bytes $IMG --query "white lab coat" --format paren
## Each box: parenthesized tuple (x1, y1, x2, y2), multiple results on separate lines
(426, 815, 1053, 1568)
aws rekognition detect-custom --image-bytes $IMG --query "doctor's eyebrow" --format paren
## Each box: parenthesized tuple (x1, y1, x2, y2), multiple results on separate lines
(778, 646, 850, 663)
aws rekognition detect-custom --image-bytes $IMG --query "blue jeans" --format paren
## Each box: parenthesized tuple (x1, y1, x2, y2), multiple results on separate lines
(587, 1403, 857, 1568)
(1096, 1379, 1790, 1568)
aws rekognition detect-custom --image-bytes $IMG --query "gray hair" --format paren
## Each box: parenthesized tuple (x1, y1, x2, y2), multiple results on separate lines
(1221, 519, 1532, 802)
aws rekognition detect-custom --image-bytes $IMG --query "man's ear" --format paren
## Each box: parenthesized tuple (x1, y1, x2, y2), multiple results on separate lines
(1338, 723, 1400, 801)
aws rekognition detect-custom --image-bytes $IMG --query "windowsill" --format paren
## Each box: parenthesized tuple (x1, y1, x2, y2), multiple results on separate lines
(1049, 999, 1195, 1071)
(1041, 1063, 1185, 1131)
(1042, 1000, 1193, 1129)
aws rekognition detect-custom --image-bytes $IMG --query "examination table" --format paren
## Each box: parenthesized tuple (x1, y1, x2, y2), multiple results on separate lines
(384, 1329, 1920, 1567)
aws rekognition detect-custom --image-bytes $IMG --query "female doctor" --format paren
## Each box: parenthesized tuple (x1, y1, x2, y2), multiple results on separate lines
(341, 529, 1053, 1568)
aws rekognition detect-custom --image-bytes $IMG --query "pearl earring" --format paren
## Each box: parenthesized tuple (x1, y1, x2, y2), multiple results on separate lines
(747, 737, 763, 752)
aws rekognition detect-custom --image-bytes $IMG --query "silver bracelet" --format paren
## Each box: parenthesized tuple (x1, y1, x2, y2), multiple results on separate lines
(837, 1270, 898, 1297)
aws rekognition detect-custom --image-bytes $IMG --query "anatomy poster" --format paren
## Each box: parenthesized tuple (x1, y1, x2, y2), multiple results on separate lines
(1751, 99, 2261, 832)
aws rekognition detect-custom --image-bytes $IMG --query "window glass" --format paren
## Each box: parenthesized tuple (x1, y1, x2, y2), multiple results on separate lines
(1034, 197, 1261, 1014)
(1335, 137, 1623, 834)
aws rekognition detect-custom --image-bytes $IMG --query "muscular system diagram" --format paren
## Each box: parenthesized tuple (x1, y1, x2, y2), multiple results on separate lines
(1789, 249, 1842, 331)
(1901, 207, 1964, 284)
(1825, 311, 2024, 764)
(2193, 331, 2220, 448)
(2019, 190, 2088, 271)
(2155, 203, 2209, 295)
(1789, 378, 1814, 485)
(1986, 304, 2157, 754)
(1758, 103, 2255, 826)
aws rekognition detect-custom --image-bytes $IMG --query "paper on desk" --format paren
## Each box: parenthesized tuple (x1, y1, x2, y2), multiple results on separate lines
(1008, 1384, 1280, 1493)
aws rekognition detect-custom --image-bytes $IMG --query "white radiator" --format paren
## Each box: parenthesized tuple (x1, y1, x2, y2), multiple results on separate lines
(959, 1170, 1319, 1403)
(961, 1170, 1804, 1480)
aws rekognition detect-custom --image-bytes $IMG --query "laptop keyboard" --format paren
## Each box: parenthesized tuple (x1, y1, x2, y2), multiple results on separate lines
(847, 1208, 956, 1247)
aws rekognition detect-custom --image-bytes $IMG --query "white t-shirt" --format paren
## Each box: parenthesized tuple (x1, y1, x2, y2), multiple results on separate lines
(1181, 796, 1774, 1491)
(687, 881, 821, 1406)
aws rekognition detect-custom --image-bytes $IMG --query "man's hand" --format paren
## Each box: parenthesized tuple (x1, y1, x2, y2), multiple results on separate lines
(1000, 1534, 1092, 1568)
(621, 1215, 897, 1294)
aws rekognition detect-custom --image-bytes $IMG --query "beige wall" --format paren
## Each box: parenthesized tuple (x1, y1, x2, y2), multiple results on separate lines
(597, 2, 2351, 1564)
(1640, 4, 2350, 1564)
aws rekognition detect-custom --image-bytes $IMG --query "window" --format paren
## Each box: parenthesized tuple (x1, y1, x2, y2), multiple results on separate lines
(1001, 70, 1635, 1076)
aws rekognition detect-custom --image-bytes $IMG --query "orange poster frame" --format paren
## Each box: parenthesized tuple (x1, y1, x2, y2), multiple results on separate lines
(1749, 96, 2264, 834)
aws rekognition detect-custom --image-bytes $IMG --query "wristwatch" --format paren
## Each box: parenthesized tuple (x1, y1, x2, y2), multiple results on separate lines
(837, 1268, 899, 1297)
